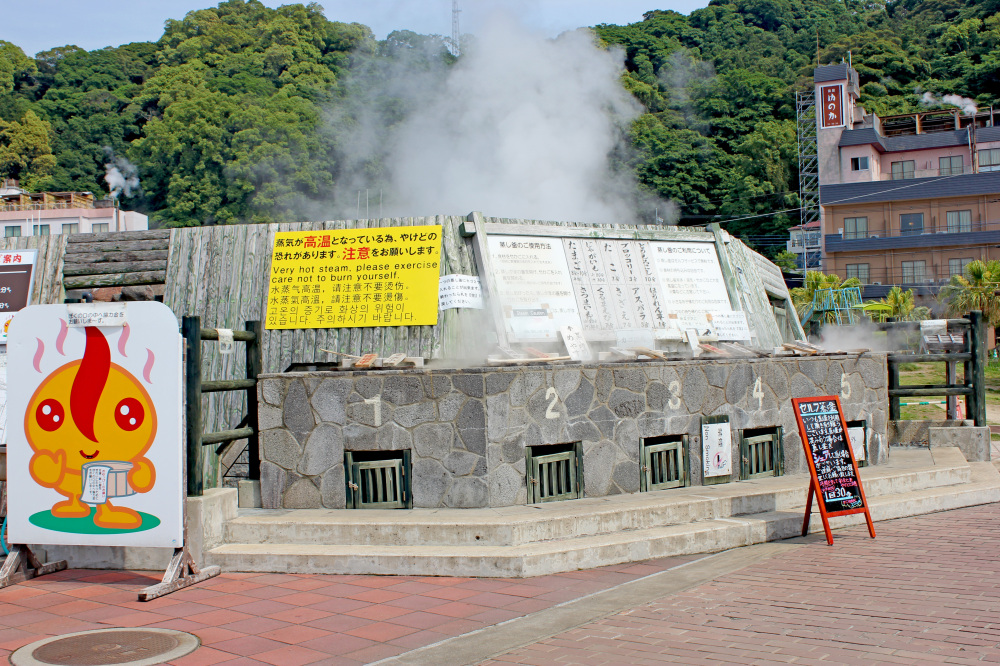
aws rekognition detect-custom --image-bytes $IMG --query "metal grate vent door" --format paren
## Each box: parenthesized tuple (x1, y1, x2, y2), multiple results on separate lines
(740, 427, 783, 480)
(641, 436, 688, 491)
(345, 451, 412, 509)
(527, 443, 582, 503)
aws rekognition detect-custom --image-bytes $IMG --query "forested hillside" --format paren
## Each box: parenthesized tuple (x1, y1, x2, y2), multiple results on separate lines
(1, 0, 998, 255)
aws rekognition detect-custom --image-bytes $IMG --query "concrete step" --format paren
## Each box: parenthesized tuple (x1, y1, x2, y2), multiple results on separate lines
(221, 449, 969, 548)
(207, 448, 1000, 577)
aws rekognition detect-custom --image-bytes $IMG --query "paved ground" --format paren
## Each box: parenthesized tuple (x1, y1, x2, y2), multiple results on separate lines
(3, 503, 1000, 665)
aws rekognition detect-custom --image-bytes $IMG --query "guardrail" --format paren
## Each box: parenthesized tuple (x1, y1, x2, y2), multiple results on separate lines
(883, 311, 985, 427)
(182, 316, 262, 497)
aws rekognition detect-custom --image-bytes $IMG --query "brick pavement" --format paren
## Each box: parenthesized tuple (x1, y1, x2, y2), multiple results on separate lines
(482, 503, 1000, 665)
(0, 552, 700, 665)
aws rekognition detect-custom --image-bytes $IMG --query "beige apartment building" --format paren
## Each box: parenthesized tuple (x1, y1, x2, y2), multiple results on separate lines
(0, 180, 148, 236)
(811, 64, 1000, 297)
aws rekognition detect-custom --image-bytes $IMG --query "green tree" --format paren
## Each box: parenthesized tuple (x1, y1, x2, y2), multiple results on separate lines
(940, 260, 1000, 325)
(0, 109, 56, 189)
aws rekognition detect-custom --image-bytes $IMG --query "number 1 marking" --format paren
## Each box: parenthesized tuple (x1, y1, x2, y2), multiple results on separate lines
(752, 376, 764, 410)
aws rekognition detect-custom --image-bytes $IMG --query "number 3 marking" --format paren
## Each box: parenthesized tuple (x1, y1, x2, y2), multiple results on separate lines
(545, 387, 560, 419)
(668, 380, 681, 409)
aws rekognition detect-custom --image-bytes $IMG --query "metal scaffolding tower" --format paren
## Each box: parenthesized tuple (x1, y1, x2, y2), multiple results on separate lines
(796, 91, 819, 270)
(449, 0, 461, 57)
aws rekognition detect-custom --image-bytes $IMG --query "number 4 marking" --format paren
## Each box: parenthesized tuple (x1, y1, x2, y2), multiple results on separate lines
(752, 377, 764, 410)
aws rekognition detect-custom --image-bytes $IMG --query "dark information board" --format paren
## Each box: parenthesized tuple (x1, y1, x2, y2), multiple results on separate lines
(0, 249, 37, 343)
(792, 396, 875, 545)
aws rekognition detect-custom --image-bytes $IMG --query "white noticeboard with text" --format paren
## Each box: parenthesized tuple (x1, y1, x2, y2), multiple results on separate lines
(702, 418, 732, 478)
(6, 302, 184, 548)
(486, 235, 583, 340)
(439, 274, 485, 310)
(651, 241, 732, 330)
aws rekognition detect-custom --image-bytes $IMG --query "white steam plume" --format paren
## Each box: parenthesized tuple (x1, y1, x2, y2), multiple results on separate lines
(327, 15, 669, 224)
(921, 91, 978, 115)
(103, 149, 140, 198)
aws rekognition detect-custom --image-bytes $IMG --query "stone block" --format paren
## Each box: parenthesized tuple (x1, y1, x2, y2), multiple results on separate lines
(486, 372, 515, 395)
(443, 477, 489, 507)
(703, 363, 728, 388)
(486, 393, 511, 434)
(489, 464, 523, 507)
(412, 458, 451, 507)
(612, 460, 640, 494)
(382, 375, 425, 405)
(422, 374, 453, 399)
(608, 388, 645, 420)
(261, 429, 302, 470)
(438, 391, 467, 421)
(261, 378, 285, 407)
(298, 425, 344, 476)
(311, 379, 350, 424)
(320, 464, 347, 508)
(238, 480, 262, 508)
(789, 372, 818, 397)
(283, 478, 322, 509)
(595, 367, 614, 403)
(798, 358, 829, 387)
(929, 425, 990, 462)
(457, 400, 487, 455)
(725, 363, 752, 405)
(354, 375, 383, 399)
(413, 423, 456, 460)
(260, 461, 287, 509)
(344, 423, 378, 450)
(453, 372, 485, 398)
(583, 440, 617, 496)
(590, 406, 617, 438)
(394, 402, 438, 428)
(612, 368, 646, 393)
(258, 404, 283, 431)
(554, 369, 581, 398)
(283, 380, 315, 435)
(377, 423, 413, 450)
(682, 366, 708, 412)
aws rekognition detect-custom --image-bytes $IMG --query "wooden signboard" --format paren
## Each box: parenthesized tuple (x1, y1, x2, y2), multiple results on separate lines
(792, 396, 875, 545)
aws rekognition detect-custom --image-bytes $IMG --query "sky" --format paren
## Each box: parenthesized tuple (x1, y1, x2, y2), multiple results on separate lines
(0, 0, 710, 57)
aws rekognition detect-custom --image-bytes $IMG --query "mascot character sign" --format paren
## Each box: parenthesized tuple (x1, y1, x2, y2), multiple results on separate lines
(6, 302, 183, 548)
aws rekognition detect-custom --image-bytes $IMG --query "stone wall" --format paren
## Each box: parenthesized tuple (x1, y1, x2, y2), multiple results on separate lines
(257, 353, 889, 509)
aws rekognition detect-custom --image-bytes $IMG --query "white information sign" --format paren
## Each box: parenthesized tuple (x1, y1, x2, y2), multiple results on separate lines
(848, 425, 867, 462)
(651, 242, 731, 329)
(7, 302, 184, 548)
(439, 274, 485, 310)
(217, 328, 235, 355)
(710, 311, 752, 341)
(615, 328, 656, 350)
(487, 235, 583, 340)
(560, 325, 592, 361)
(66, 302, 128, 328)
(702, 418, 732, 478)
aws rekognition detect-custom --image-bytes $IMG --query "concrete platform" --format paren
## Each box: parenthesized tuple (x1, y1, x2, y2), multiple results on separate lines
(206, 447, 1000, 577)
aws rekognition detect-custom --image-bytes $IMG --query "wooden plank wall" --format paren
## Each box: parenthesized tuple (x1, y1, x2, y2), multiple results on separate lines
(162, 215, 480, 438)
(0, 235, 67, 305)
(62, 230, 170, 290)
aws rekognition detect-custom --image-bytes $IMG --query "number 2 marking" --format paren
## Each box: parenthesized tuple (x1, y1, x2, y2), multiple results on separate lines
(545, 387, 560, 419)
(752, 376, 764, 410)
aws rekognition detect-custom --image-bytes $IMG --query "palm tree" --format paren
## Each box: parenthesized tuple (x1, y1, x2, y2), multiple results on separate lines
(876, 286, 929, 322)
(940, 260, 1000, 325)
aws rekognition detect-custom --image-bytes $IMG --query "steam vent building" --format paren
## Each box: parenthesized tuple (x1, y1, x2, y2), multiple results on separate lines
(812, 64, 1000, 297)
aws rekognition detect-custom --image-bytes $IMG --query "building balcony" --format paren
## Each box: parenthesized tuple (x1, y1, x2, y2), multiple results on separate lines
(825, 219, 1000, 252)
(879, 165, 977, 181)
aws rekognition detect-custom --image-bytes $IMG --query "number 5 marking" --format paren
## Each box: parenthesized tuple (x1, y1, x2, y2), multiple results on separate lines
(752, 377, 764, 410)
(841, 373, 851, 399)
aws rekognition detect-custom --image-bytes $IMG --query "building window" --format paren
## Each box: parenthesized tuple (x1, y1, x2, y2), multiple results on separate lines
(92, 223, 110, 233)
(851, 156, 869, 171)
(4, 225, 21, 238)
(844, 216, 868, 240)
(900, 213, 924, 235)
(979, 148, 1000, 172)
(845, 264, 870, 283)
(891, 160, 915, 180)
(901, 260, 926, 283)
(939, 155, 964, 176)
(949, 258, 973, 277)
(946, 210, 972, 233)
(33, 224, 50, 236)
(62, 223, 79, 234)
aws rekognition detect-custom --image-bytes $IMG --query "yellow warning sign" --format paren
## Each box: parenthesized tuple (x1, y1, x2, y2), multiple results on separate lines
(265, 225, 443, 330)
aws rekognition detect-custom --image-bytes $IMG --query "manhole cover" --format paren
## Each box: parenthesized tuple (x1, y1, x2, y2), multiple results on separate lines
(10, 628, 200, 666)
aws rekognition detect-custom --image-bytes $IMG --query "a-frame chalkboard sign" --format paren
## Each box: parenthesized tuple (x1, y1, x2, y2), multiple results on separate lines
(792, 396, 876, 545)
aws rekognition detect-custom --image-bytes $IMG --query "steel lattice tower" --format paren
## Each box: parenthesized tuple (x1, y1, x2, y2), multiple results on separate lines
(449, 0, 461, 57)
(796, 90, 820, 271)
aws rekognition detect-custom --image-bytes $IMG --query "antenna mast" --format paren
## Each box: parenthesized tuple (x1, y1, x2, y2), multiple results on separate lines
(450, 0, 461, 57)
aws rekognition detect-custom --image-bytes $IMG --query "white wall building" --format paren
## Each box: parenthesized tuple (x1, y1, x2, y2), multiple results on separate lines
(0, 181, 148, 236)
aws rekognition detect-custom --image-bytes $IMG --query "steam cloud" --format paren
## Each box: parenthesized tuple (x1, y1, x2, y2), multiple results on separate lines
(103, 148, 140, 198)
(921, 91, 978, 115)
(328, 15, 671, 224)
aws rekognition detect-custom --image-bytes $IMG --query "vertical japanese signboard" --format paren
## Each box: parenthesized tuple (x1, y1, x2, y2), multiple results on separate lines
(792, 396, 875, 545)
(0, 248, 37, 343)
(820, 84, 844, 128)
(701, 415, 732, 480)
(265, 226, 443, 329)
